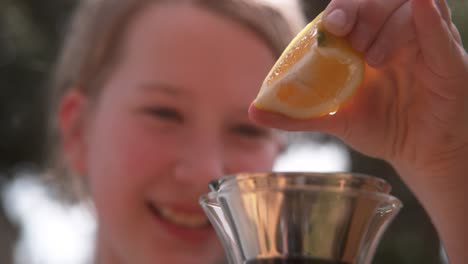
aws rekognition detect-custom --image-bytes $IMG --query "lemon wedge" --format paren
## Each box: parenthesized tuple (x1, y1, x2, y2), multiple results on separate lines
(252, 13, 364, 119)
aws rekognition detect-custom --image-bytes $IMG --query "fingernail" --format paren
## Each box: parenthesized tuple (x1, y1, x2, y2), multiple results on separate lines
(367, 46, 385, 67)
(324, 9, 347, 35)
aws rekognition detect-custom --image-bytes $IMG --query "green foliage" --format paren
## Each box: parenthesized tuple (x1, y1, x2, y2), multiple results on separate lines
(0, 0, 76, 170)
(450, 0, 468, 47)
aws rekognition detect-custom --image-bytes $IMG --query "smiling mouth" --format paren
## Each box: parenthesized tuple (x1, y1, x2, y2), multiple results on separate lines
(147, 202, 211, 229)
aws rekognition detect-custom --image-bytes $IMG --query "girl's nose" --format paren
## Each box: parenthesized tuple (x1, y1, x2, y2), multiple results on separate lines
(173, 137, 225, 187)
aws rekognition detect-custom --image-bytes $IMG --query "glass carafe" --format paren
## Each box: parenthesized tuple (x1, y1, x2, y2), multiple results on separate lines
(200, 172, 402, 264)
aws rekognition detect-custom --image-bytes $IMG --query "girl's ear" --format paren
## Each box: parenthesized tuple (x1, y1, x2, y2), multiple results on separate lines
(58, 89, 89, 175)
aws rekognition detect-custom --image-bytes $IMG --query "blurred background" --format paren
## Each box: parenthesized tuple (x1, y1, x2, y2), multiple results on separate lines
(0, 0, 466, 263)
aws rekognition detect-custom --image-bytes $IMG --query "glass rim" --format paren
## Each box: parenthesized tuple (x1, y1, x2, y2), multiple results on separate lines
(200, 184, 403, 209)
(209, 172, 392, 194)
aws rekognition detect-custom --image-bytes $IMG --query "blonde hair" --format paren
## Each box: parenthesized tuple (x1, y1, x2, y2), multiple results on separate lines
(46, 0, 305, 202)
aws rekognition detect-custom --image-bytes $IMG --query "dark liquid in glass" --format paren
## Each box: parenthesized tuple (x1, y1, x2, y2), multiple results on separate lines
(244, 257, 350, 264)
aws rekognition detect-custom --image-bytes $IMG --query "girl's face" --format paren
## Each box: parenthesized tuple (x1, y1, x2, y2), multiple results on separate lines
(61, 3, 281, 264)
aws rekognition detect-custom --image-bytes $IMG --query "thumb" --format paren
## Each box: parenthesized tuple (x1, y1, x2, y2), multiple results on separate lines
(411, 0, 466, 78)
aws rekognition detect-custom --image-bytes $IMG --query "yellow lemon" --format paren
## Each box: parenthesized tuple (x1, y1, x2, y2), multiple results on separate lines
(252, 13, 364, 119)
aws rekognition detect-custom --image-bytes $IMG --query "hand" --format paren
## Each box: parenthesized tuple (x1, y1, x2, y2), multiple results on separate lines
(250, 1, 468, 262)
(251, 0, 468, 174)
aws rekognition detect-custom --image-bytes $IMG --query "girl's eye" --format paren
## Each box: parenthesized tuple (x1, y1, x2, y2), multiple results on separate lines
(144, 107, 184, 123)
(232, 124, 269, 138)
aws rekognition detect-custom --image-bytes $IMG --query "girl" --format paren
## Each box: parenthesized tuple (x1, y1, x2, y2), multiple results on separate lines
(50, 0, 302, 263)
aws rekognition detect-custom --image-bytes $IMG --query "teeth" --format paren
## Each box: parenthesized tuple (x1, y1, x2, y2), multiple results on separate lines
(158, 207, 209, 228)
